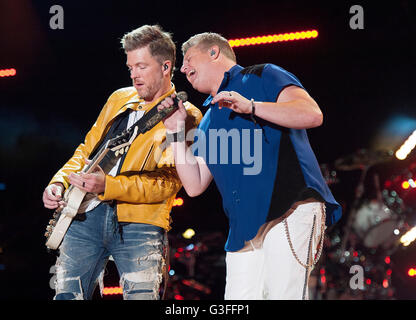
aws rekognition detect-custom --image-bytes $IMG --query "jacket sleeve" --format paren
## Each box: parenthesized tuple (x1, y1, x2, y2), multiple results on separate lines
(98, 166, 182, 204)
(48, 92, 118, 189)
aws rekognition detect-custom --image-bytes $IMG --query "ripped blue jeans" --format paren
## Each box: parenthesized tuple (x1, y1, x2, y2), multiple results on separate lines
(53, 202, 167, 300)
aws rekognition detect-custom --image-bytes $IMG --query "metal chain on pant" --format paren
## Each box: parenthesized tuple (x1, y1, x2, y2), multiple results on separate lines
(283, 202, 326, 269)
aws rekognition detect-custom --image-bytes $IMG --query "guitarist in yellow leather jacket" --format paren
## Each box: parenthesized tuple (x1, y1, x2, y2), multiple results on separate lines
(41, 25, 202, 300)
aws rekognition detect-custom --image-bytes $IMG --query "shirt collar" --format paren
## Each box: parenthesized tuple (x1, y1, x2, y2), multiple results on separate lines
(203, 65, 243, 107)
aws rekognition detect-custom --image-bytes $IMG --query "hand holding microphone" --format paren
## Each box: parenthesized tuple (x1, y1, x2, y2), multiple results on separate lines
(158, 92, 188, 133)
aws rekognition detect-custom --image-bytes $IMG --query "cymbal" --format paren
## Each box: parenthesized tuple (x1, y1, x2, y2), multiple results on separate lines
(335, 149, 393, 171)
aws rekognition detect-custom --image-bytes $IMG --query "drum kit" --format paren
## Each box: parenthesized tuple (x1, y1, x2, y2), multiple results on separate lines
(312, 149, 415, 300)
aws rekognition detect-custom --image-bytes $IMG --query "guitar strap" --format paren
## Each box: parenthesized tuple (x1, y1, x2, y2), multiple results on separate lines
(89, 109, 133, 169)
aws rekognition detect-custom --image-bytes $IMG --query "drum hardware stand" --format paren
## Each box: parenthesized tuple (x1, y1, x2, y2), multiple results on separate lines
(340, 165, 370, 258)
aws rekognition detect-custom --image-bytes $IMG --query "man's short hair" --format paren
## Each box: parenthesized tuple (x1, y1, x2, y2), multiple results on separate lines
(121, 25, 176, 75)
(182, 32, 236, 62)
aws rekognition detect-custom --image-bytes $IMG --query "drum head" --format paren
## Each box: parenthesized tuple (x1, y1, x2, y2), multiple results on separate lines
(363, 219, 399, 248)
(353, 200, 400, 248)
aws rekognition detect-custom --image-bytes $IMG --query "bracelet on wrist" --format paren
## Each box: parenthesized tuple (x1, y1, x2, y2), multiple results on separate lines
(249, 98, 257, 125)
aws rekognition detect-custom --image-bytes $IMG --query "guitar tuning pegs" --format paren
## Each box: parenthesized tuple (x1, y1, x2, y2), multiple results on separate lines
(119, 148, 124, 155)
(115, 150, 119, 157)
(44, 231, 51, 238)
(125, 146, 129, 153)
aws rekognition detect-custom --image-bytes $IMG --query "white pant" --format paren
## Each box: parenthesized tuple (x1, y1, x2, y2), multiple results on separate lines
(225, 202, 325, 300)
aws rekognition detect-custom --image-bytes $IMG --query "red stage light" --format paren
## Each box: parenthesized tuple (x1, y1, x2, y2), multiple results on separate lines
(0, 68, 17, 78)
(229, 30, 318, 48)
(384, 256, 391, 264)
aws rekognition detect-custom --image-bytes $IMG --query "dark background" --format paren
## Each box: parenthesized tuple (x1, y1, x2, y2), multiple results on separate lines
(0, 0, 416, 300)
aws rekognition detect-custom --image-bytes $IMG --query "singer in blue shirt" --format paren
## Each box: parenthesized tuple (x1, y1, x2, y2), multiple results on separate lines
(159, 32, 341, 300)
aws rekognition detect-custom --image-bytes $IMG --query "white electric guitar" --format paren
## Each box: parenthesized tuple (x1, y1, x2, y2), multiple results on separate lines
(44, 91, 188, 250)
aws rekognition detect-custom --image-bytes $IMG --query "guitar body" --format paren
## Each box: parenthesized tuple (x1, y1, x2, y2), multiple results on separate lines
(44, 129, 136, 250)
(45, 186, 87, 250)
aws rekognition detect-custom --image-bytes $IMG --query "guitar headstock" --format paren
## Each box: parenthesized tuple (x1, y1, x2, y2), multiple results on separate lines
(107, 125, 138, 157)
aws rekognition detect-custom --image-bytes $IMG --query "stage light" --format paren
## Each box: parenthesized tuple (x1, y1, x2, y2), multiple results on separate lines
(396, 129, 416, 160)
(229, 29, 319, 48)
(102, 286, 123, 295)
(408, 268, 416, 277)
(402, 181, 410, 190)
(173, 197, 184, 207)
(0, 68, 16, 78)
(400, 226, 416, 246)
(182, 228, 195, 239)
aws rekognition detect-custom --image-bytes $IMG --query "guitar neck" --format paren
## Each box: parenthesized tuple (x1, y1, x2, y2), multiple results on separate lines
(83, 141, 110, 174)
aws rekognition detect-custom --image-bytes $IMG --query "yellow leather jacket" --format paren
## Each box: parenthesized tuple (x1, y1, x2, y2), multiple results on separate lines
(49, 85, 202, 230)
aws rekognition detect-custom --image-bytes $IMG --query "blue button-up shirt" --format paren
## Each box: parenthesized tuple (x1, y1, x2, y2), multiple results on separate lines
(193, 64, 341, 252)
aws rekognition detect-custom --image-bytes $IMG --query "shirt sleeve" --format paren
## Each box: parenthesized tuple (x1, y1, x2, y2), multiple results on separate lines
(262, 64, 305, 102)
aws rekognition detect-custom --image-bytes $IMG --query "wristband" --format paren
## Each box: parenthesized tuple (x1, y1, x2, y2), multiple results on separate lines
(166, 128, 185, 143)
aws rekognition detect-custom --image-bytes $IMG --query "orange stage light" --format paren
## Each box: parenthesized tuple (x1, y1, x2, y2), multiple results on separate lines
(229, 30, 318, 47)
(173, 197, 184, 207)
(102, 286, 123, 295)
(0, 68, 17, 78)
(402, 181, 410, 190)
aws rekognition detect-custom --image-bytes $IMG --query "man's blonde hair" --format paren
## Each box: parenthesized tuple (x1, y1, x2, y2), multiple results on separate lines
(182, 32, 236, 62)
(121, 25, 176, 76)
